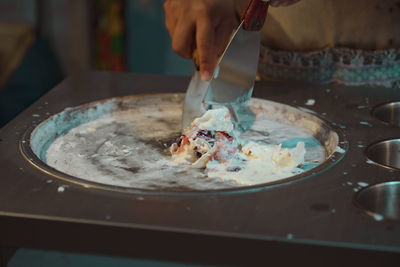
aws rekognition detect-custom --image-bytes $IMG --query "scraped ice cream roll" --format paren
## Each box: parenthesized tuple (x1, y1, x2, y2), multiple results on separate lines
(170, 107, 306, 185)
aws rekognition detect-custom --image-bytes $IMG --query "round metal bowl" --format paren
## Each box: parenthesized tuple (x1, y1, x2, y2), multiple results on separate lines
(372, 101, 400, 127)
(354, 181, 400, 220)
(20, 93, 346, 194)
(366, 139, 400, 170)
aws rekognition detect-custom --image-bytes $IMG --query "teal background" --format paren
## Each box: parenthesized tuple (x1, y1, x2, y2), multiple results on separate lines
(125, 0, 192, 76)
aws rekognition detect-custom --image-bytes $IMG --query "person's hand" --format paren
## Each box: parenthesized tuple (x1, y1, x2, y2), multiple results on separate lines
(164, 0, 237, 81)
(164, 0, 301, 81)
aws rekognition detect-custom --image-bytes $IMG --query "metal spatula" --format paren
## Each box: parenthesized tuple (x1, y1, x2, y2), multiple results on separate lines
(182, 0, 269, 131)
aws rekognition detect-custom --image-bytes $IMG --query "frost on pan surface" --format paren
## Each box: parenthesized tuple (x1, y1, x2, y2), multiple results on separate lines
(37, 95, 336, 191)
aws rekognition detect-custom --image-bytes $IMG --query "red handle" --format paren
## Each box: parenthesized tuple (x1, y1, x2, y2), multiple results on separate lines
(241, 0, 269, 31)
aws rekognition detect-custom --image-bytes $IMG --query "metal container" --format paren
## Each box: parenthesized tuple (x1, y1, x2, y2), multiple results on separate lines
(20, 93, 342, 193)
(355, 181, 400, 220)
(372, 101, 400, 127)
(366, 139, 400, 170)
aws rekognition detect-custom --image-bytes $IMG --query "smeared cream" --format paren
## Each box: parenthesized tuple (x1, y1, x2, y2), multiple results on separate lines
(192, 108, 234, 132)
(170, 108, 306, 185)
(45, 95, 326, 191)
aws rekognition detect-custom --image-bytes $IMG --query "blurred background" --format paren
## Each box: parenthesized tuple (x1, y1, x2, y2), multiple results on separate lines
(0, 0, 191, 128)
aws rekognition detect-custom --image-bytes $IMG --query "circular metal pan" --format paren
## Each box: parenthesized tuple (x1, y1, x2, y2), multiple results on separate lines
(366, 139, 400, 171)
(372, 101, 400, 127)
(354, 181, 400, 220)
(20, 93, 347, 194)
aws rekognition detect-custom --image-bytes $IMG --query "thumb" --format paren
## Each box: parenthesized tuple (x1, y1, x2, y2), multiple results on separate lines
(196, 17, 216, 81)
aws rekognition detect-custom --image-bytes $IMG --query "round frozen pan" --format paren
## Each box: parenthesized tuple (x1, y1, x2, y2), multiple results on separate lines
(20, 93, 345, 193)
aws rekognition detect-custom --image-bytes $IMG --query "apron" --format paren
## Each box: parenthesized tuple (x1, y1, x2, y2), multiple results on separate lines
(258, 46, 400, 88)
(235, 0, 400, 88)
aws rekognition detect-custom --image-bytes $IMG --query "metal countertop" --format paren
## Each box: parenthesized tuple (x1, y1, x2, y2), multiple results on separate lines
(1, 71, 399, 266)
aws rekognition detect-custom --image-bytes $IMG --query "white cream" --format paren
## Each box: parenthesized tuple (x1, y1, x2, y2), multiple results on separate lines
(206, 142, 305, 185)
(171, 108, 306, 185)
(190, 108, 233, 133)
(45, 96, 325, 191)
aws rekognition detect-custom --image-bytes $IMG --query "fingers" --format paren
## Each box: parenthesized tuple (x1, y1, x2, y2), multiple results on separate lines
(163, 0, 237, 81)
(163, 0, 178, 37)
(172, 21, 195, 58)
(196, 16, 215, 81)
(164, 0, 195, 58)
(196, 7, 236, 81)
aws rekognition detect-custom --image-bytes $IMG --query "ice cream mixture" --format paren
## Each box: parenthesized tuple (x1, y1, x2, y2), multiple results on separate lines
(45, 98, 326, 191)
(171, 108, 306, 185)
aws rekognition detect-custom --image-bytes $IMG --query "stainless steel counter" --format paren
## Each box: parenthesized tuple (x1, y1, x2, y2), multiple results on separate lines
(1, 71, 399, 266)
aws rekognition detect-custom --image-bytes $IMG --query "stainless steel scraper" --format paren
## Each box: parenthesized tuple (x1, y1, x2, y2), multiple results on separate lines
(182, 0, 269, 131)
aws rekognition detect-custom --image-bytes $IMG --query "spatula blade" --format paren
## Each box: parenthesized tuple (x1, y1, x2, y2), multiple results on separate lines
(181, 70, 209, 131)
